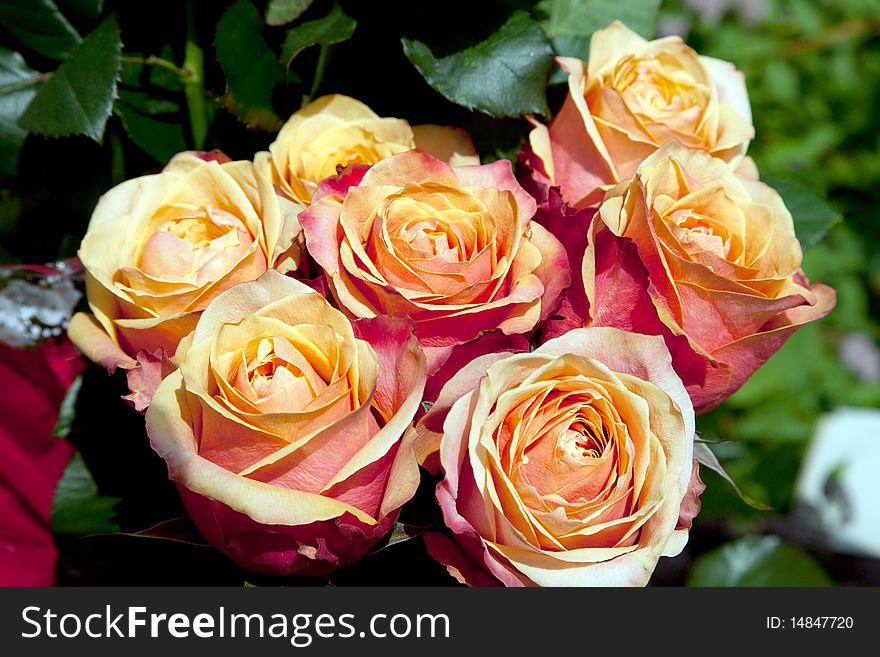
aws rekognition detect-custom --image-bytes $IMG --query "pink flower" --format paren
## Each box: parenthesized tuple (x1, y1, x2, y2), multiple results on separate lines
(146, 271, 426, 575)
(418, 327, 696, 586)
(299, 150, 569, 373)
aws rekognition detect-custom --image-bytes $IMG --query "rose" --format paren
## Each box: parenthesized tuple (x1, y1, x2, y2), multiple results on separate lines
(255, 94, 479, 204)
(416, 327, 696, 587)
(0, 336, 82, 585)
(299, 150, 569, 371)
(68, 152, 303, 410)
(145, 270, 426, 575)
(521, 20, 754, 208)
(548, 142, 835, 412)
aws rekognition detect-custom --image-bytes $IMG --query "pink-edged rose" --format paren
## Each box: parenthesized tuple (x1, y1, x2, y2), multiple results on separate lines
(418, 327, 696, 586)
(146, 270, 426, 575)
(568, 142, 835, 412)
(521, 21, 754, 208)
(299, 150, 569, 372)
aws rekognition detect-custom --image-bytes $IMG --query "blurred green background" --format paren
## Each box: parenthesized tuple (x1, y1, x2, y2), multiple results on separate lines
(1, 0, 878, 585)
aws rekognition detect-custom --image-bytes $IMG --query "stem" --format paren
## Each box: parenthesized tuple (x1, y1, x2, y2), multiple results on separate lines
(0, 73, 50, 96)
(783, 18, 880, 57)
(183, 0, 209, 149)
(121, 55, 185, 77)
(307, 45, 330, 104)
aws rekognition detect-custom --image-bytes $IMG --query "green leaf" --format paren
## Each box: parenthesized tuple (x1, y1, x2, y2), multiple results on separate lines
(402, 12, 554, 118)
(118, 88, 179, 115)
(265, 0, 313, 26)
(694, 441, 772, 510)
(763, 176, 842, 250)
(688, 535, 832, 586)
(114, 516, 210, 547)
(0, 48, 43, 180)
(52, 374, 82, 438)
(19, 14, 122, 142)
(216, 0, 284, 131)
(280, 5, 356, 66)
(0, 0, 82, 60)
(51, 452, 121, 536)
(540, 0, 661, 61)
(543, 0, 661, 39)
(149, 45, 184, 91)
(115, 101, 187, 164)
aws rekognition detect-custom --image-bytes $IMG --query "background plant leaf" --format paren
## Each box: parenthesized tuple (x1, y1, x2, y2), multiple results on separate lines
(215, 0, 284, 130)
(764, 175, 842, 251)
(52, 374, 82, 438)
(540, 0, 661, 60)
(51, 452, 121, 536)
(280, 4, 356, 66)
(0, 0, 81, 60)
(265, 0, 313, 27)
(694, 441, 772, 510)
(18, 14, 121, 142)
(688, 535, 832, 586)
(402, 11, 553, 118)
(115, 100, 187, 164)
(0, 48, 43, 180)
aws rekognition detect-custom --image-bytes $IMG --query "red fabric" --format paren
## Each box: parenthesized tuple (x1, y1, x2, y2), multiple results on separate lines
(0, 337, 84, 586)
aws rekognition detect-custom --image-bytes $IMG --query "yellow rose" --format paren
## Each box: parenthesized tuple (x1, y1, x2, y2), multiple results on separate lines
(255, 94, 479, 204)
(68, 152, 303, 410)
(523, 21, 754, 207)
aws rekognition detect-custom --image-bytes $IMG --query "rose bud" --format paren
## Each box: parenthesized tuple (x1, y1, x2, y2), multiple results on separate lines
(67, 153, 303, 410)
(418, 327, 696, 586)
(299, 150, 569, 373)
(520, 20, 754, 207)
(255, 94, 479, 204)
(146, 270, 426, 575)
(569, 142, 835, 412)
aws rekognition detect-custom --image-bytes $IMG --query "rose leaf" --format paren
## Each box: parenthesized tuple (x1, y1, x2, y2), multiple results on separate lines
(216, 0, 284, 131)
(0, 48, 43, 181)
(540, 0, 662, 62)
(114, 100, 187, 165)
(266, 0, 314, 27)
(0, 0, 81, 61)
(687, 535, 832, 586)
(51, 452, 121, 537)
(18, 14, 121, 142)
(763, 176, 842, 251)
(694, 440, 772, 510)
(280, 5, 356, 67)
(402, 11, 554, 119)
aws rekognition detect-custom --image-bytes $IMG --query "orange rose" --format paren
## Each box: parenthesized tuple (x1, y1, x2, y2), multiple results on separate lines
(299, 150, 569, 372)
(544, 142, 835, 412)
(522, 21, 754, 207)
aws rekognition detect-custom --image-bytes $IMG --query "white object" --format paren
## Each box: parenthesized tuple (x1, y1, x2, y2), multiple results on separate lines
(796, 408, 880, 558)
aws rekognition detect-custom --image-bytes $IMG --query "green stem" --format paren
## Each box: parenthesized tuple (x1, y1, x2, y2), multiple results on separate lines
(0, 73, 50, 96)
(121, 55, 185, 77)
(307, 45, 330, 103)
(183, 0, 208, 149)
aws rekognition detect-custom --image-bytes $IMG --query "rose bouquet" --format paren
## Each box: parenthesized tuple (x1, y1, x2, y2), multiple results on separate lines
(2, 1, 852, 587)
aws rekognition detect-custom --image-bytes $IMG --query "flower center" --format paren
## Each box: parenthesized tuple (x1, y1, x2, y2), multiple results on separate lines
(403, 219, 464, 262)
(611, 54, 708, 126)
(667, 208, 732, 260)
